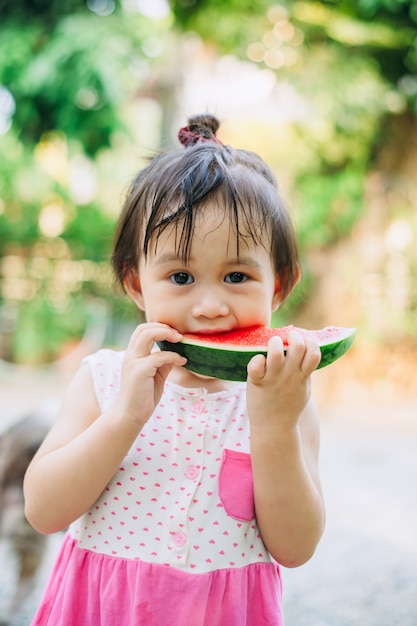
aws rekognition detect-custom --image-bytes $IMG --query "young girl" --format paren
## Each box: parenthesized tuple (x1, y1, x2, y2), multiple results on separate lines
(24, 114, 325, 625)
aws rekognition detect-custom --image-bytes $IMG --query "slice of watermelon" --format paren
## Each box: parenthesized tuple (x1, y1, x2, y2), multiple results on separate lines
(157, 325, 356, 382)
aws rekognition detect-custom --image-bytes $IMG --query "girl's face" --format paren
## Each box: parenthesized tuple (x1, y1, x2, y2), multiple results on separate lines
(125, 204, 284, 384)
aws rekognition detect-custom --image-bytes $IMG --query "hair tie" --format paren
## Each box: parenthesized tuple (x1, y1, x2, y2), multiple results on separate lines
(178, 126, 223, 148)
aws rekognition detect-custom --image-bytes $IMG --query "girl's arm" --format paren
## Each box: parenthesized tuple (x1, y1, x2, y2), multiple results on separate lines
(24, 364, 140, 534)
(24, 323, 185, 534)
(247, 332, 325, 568)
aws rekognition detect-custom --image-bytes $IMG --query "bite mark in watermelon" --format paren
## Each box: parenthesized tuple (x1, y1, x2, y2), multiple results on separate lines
(157, 325, 356, 382)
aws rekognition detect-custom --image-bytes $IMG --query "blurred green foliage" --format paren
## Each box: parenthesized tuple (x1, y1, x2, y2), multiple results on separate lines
(11, 295, 86, 363)
(0, 3, 169, 154)
(296, 168, 366, 248)
(170, 0, 274, 55)
(290, 0, 417, 106)
(0, 0, 158, 362)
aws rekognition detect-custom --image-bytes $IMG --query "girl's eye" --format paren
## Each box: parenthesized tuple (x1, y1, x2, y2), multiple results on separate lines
(225, 272, 247, 284)
(170, 272, 194, 285)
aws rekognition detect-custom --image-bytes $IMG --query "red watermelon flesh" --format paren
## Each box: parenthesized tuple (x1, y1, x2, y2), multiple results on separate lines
(182, 325, 345, 349)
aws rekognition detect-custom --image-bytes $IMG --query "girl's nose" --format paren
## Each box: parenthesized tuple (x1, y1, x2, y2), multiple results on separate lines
(192, 288, 229, 319)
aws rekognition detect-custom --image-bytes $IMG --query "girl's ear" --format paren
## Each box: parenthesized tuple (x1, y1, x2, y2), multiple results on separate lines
(271, 264, 301, 311)
(123, 269, 145, 311)
(271, 276, 282, 312)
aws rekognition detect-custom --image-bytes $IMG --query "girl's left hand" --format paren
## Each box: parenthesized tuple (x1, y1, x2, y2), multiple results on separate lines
(246, 330, 321, 429)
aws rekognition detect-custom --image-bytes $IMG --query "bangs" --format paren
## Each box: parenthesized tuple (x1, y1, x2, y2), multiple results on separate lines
(142, 154, 278, 263)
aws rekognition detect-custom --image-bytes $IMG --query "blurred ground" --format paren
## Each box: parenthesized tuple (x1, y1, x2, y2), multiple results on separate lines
(282, 399, 417, 626)
(1, 356, 416, 626)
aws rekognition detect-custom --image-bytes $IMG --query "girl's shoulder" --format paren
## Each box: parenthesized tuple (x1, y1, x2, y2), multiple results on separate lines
(83, 347, 126, 369)
(82, 348, 126, 410)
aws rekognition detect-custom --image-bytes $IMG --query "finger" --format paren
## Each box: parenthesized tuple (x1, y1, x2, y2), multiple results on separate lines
(267, 335, 285, 358)
(147, 350, 187, 371)
(263, 335, 286, 375)
(128, 322, 181, 344)
(285, 331, 321, 374)
(126, 323, 156, 351)
(247, 354, 267, 382)
(300, 337, 321, 375)
(128, 323, 182, 356)
(283, 330, 307, 367)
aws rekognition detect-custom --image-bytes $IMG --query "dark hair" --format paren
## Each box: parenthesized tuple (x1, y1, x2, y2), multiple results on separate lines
(112, 114, 300, 303)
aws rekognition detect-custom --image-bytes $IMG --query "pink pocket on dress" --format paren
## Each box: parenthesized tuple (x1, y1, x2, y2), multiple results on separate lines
(218, 449, 255, 522)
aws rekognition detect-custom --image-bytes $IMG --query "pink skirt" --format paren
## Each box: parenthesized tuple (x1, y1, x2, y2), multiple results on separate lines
(31, 534, 284, 625)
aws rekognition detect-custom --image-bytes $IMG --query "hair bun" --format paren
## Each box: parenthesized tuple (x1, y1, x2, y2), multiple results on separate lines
(178, 114, 222, 147)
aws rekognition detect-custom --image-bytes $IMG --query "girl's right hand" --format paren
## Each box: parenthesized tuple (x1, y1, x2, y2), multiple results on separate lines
(114, 323, 186, 427)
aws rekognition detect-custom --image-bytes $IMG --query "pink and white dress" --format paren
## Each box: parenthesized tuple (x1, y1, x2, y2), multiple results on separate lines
(31, 349, 283, 625)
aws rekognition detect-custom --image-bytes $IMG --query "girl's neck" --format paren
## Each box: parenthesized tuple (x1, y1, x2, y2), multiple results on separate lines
(167, 365, 237, 393)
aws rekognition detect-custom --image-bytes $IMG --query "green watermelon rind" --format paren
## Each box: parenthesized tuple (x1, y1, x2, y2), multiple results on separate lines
(157, 326, 356, 382)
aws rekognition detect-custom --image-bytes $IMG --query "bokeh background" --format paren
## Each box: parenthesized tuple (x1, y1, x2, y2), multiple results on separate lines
(0, 1, 416, 624)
